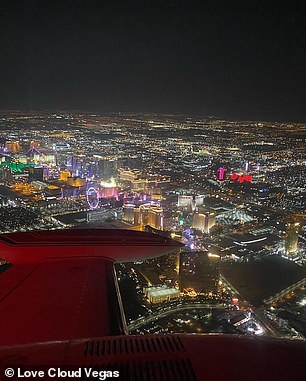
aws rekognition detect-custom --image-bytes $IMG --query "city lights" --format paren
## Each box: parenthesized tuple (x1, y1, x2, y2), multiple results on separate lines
(0, 111, 305, 341)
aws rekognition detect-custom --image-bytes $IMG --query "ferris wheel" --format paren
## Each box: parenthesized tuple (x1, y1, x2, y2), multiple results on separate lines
(86, 186, 99, 209)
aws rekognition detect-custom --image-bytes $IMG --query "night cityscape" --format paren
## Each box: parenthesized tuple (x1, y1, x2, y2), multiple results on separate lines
(0, 111, 305, 340)
(0, 2, 306, 379)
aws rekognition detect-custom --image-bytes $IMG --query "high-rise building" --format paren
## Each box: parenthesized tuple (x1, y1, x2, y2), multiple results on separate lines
(178, 195, 205, 209)
(67, 156, 79, 172)
(118, 168, 141, 182)
(99, 159, 117, 181)
(139, 204, 163, 230)
(118, 168, 147, 190)
(44, 154, 56, 164)
(205, 212, 216, 233)
(28, 166, 44, 181)
(5, 141, 20, 153)
(66, 177, 86, 187)
(217, 167, 226, 181)
(178, 195, 193, 208)
(60, 170, 71, 182)
(146, 175, 171, 186)
(0, 166, 13, 182)
(131, 178, 146, 191)
(285, 222, 300, 255)
(192, 213, 206, 230)
(149, 187, 162, 200)
(192, 211, 216, 233)
(123, 204, 135, 223)
(134, 207, 140, 225)
(30, 140, 40, 150)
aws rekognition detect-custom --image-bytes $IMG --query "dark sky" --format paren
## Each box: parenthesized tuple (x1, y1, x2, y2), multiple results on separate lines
(0, 0, 305, 121)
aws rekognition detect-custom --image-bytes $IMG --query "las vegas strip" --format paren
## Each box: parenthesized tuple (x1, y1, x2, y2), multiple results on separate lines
(0, 110, 305, 340)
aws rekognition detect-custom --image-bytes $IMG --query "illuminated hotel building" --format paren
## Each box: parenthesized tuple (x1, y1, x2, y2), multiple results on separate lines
(134, 207, 140, 225)
(18, 156, 28, 164)
(178, 195, 193, 208)
(28, 166, 44, 181)
(285, 222, 300, 255)
(66, 177, 86, 187)
(192, 213, 206, 230)
(144, 286, 180, 304)
(178, 195, 205, 210)
(5, 141, 21, 153)
(60, 170, 72, 182)
(146, 175, 171, 186)
(149, 187, 162, 200)
(118, 168, 147, 190)
(192, 211, 216, 233)
(44, 154, 56, 164)
(122, 204, 163, 230)
(98, 158, 117, 181)
(30, 140, 40, 150)
(131, 178, 146, 191)
(205, 212, 216, 233)
(118, 168, 141, 182)
(119, 169, 169, 192)
(123, 204, 135, 223)
(139, 204, 163, 230)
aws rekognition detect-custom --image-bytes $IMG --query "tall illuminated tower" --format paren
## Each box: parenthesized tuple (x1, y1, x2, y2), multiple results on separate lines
(217, 167, 226, 181)
(285, 223, 300, 255)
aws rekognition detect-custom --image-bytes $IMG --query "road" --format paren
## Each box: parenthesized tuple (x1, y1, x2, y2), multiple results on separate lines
(128, 302, 225, 331)
(253, 309, 279, 337)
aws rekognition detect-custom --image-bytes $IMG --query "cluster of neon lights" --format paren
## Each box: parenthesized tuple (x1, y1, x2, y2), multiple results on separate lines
(0, 161, 34, 172)
(217, 167, 226, 181)
(231, 173, 252, 183)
